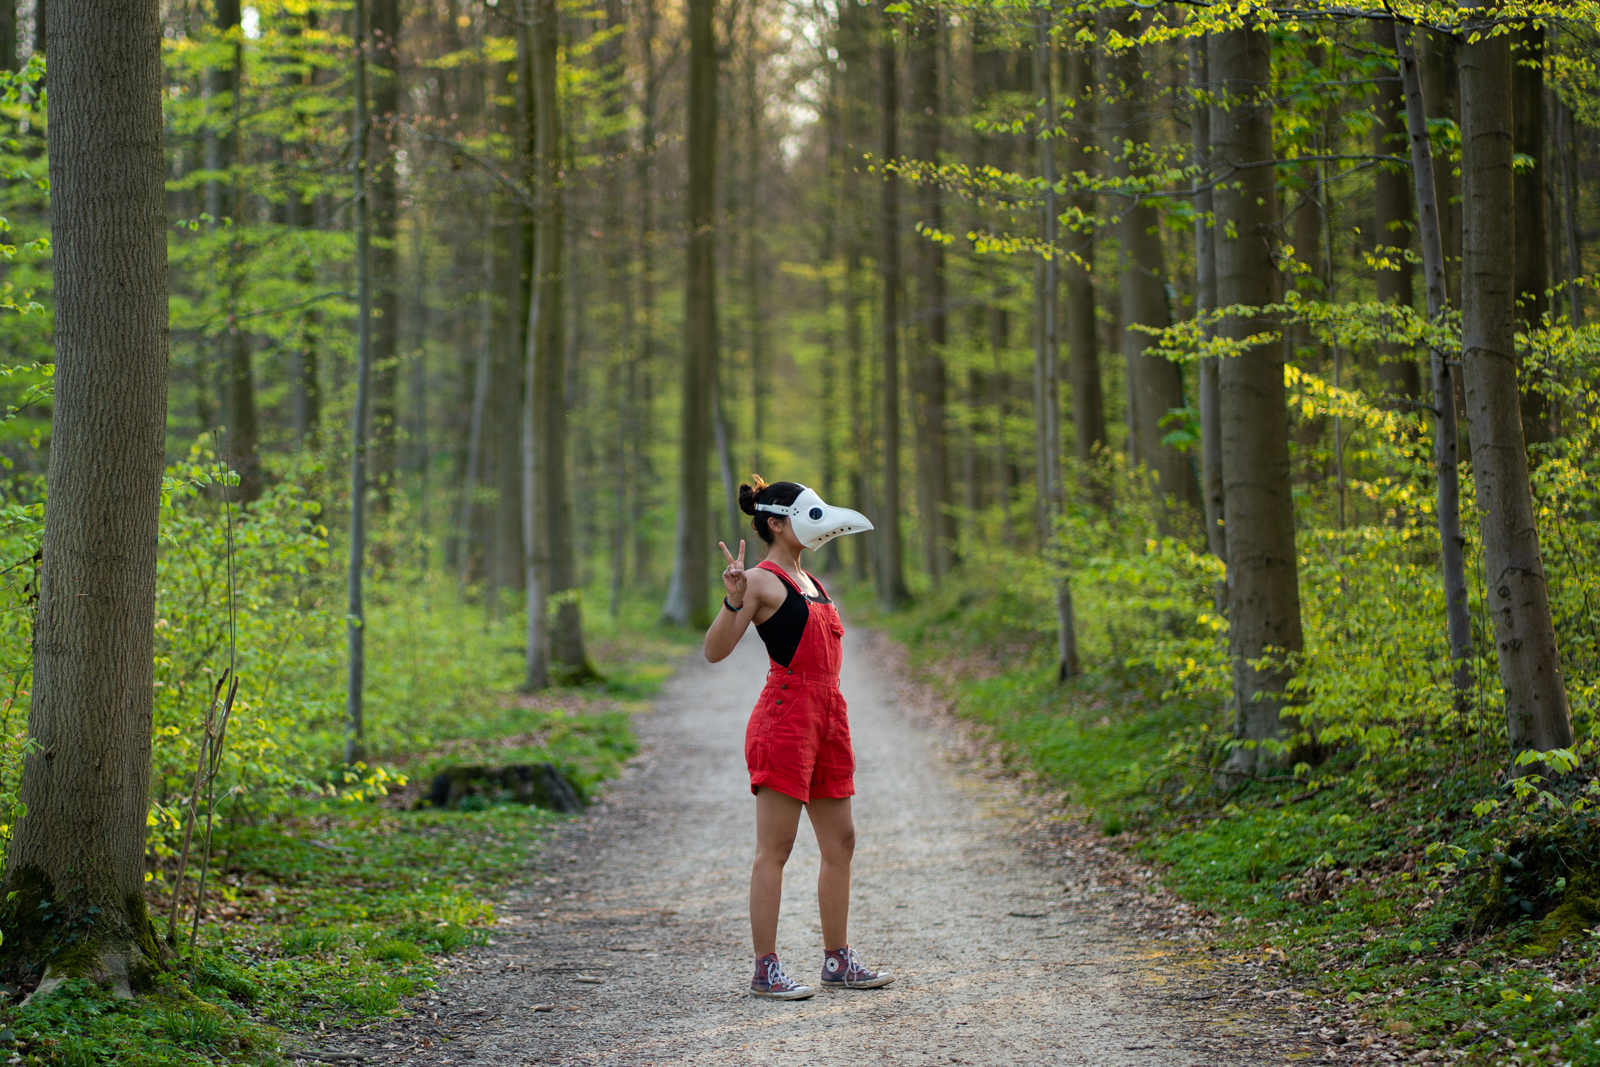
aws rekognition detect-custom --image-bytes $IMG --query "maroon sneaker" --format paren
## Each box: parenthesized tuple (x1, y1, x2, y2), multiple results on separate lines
(750, 952, 815, 1000)
(820, 946, 894, 989)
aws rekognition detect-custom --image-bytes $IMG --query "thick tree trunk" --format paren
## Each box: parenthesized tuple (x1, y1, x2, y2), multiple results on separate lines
(1064, 44, 1104, 480)
(368, 0, 401, 508)
(1458, 20, 1573, 759)
(1512, 24, 1550, 450)
(1211, 27, 1303, 778)
(1106, 14, 1196, 513)
(909, 3, 953, 578)
(525, 0, 590, 678)
(4, 0, 168, 990)
(1396, 22, 1475, 717)
(876, 0, 909, 609)
(1190, 36, 1225, 608)
(661, 0, 716, 626)
(1373, 22, 1419, 403)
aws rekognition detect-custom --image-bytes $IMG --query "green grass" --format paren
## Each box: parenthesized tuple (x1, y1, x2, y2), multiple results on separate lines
(4, 584, 697, 1067)
(864, 575, 1600, 1067)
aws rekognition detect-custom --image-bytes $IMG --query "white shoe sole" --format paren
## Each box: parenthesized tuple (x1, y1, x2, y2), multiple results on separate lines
(821, 974, 895, 990)
(750, 986, 816, 1000)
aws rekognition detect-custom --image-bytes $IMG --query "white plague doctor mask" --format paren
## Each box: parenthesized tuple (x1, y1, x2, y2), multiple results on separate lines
(754, 485, 875, 552)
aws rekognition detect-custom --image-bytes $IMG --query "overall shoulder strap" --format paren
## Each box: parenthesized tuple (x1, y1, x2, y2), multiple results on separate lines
(755, 559, 803, 594)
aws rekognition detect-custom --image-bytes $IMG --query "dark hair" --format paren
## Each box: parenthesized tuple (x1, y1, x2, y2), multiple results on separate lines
(737, 475, 803, 545)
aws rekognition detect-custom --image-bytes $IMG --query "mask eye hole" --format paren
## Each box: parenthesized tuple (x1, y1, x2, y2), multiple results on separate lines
(808, 507, 823, 521)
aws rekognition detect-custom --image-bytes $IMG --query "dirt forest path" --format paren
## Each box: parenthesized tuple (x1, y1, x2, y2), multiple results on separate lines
(360, 628, 1321, 1067)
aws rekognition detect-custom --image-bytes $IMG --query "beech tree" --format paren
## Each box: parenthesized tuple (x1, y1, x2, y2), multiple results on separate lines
(1211, 24, 1304, 776)
(2, 0, 169, 990)
(1458, 12, 1573, 759)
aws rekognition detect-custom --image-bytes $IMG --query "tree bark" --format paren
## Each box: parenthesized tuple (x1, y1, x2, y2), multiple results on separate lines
(525, 0, 590, 679)
(1373, 21, 1419, 403)
(1190, 35, 1225, 607)
(490, 56, 526, 601)
(367, 0, 401, 508)
(1106, 13, 1196, 513)
(1556, 97, 1583, 327)
(908, 2, 953, 578)
(0, 0, 16, 72)
(4, 0, 168, 989)
(633, 0, 658, 585)
(1395, 22, 1475, 718)
(344, 0, 375, 765)
(1458, 17, 1573, 759)
(1421, 30, 1462, 307)
(661, 0, 716, 626)
(1064, 43, 1104, 481)
(1211, 26, 1303, 778)
(876, 0, 910, 609)
(1512, 23, 1550, 450)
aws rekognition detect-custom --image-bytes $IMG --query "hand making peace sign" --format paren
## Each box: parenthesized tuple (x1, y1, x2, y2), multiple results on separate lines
(719, 539, 748, 605)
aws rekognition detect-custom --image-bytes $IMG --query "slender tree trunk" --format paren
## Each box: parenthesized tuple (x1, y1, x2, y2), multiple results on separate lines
(344, 0, 374, 765)
(1190, 35, 1225, 608)
(909, 3, 953, 578)
(491, 57, 526, 601)
(3, 0, 167, 986)
(1459, 17, 1573, 759)
(0, 0, 15, 72)
(1211, 26, 1303, 777)
(876, 0, 909, 609)
(526, 0, 590, 678)
(662, 0, 716, 626)
(634, 0, 658, 585)
(1395, 23, 1475, 717)
(367, 0, 401, 508)
(1374, 21, 1420, 403)
(1512, 23, 1551, 450)
(1422, 31, 1462, 307)
(1064, 43, 1103, 479)
(1106, 13, 1195, 513)
(1557, 97, 1583, 327)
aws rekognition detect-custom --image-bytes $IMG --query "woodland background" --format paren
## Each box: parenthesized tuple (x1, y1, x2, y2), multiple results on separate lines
(5, 0, 1600, 1062)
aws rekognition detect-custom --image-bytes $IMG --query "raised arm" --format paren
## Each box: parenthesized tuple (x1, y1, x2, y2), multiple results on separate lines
(704, 541, 779, 662)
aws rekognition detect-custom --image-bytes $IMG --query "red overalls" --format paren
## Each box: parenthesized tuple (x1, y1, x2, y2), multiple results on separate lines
(744, 561, 856, 803)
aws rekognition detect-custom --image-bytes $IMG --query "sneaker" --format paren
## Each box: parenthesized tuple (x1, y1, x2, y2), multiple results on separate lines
(820, 946, 894, 989)
(750, 953, 815, 1000)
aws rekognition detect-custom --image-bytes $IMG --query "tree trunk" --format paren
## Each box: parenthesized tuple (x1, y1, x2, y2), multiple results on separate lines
(1190, 35, 1225, 607)
(526, 0, 590, 679)
(1106, 13, 1195, 513)
(491, 57, 526, 602)
(1373, 21, 1420, 403)
(1211, 26, 1303, 778)
(1556, 97, 1583, 327)
(1421, 30, 1462, 307)
(0, 0, 15, 72)
(661, 0, 716, 627)
(367, 0, 401, 508)
(1458, 17, 1573, 759)
(633, 0, 658, 585)
(876, 0, 909, 609)
(344, 0, 374, 765)
(1064, 43, 1104, 483)
(909, 3, 953, 579)
(1395, 22, 1475, 718)
(1512, 24, 1551, 450)
(3, 0, 168, 989)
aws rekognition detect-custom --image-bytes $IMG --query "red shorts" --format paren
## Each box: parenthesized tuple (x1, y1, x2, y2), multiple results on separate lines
(745, 667, 855, 804)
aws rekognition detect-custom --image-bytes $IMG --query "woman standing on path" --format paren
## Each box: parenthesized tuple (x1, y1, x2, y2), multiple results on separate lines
(703, 476, 894, 1001)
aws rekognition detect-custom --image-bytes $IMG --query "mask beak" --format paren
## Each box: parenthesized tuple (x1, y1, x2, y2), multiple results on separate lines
(800, 507, 874, 552)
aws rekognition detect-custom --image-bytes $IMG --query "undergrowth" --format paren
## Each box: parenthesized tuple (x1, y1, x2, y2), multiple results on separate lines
(864, 571, 1600, 1067)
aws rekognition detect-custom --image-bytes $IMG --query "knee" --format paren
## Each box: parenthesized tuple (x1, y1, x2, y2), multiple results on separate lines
(823, 826, 855, 864)
(756, 837, 796, 868)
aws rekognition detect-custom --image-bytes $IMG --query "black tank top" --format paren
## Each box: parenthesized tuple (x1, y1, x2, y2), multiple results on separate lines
(754, 569, 832, 668)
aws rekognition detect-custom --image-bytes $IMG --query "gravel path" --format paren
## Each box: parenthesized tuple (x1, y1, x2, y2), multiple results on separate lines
(349, 627, 1319, 1066)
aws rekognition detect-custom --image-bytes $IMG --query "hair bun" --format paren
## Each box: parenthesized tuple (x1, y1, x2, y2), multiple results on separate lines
(738, 477, 761, 516)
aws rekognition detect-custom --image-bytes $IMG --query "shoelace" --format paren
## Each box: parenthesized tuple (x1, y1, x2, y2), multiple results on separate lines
(764, 956, 795, 991)
(839, 948, 865, 987)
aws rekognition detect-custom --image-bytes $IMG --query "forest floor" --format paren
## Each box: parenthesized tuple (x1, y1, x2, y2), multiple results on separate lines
(307, 627, 1341, 1067)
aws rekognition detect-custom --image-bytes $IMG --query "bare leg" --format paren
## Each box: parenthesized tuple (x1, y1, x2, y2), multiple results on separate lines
(807, 796, 855, 952)
(750, 787, 804, 960)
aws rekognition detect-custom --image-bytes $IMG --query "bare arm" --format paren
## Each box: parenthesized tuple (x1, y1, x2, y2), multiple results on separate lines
(704, 541, 781, 662)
